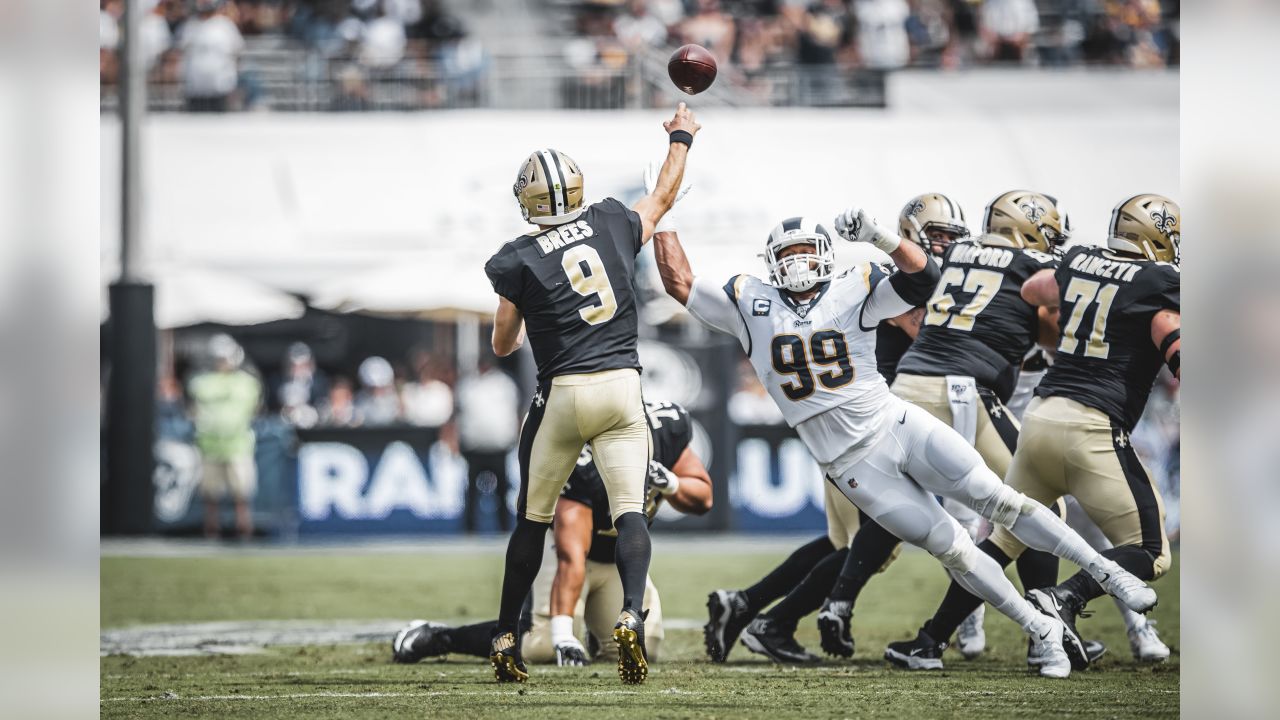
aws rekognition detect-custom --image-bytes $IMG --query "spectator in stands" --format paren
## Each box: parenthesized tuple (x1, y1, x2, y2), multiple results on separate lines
(156, 374, 194, 442)
(358, 1, 409, 70)
(100, 2, 120, 87)
(978, 0, 1040, 63)
(853, 0, 911, 70)
(236, 0, 289, 36)
(904, 0, 952, 67)
(454, 360, 520, 533)
(320, 376, 363, 427)
(614, 0, 669, 51)
(401, 355, 454, 428)
(794, 0, 851, 67)
(178, 0, 245, 111)
(141, 0, 175, 73)
(356, 355, 403, 425)
(273, 342, 328, 427)
(679, 0, 736, 66)
(434, 16, 487, 107)
(188, 334, 262, 539)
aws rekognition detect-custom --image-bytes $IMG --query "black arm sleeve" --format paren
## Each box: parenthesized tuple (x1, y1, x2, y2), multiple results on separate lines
(886, 255, 941, 307)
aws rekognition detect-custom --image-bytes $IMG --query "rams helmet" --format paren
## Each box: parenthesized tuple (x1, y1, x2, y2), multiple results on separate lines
(763, 217, 835, 293)
(898, 193, 969, 255)
(981, 190, 1067, 253)
(1107, 194, 1180, 263)
(514, 149, 585, 225)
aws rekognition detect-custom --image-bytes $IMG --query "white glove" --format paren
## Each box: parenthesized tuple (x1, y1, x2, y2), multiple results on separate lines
(644, 162, 692, 233)
(550, 615, 589, 666)
(554, 638, 590, 666)
(646, 460, 681, 497)
(834, 206, 901, 254)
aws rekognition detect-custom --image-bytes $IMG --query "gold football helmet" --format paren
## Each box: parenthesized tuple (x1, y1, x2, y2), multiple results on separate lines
(514, 149, 585, 225)
(981, 190, 1067, 253)
(1108, 194, 1179, 263)
(898, 193, 969, 255)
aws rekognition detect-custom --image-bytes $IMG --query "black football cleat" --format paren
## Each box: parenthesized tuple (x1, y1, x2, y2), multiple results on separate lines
(392, 620, 449, 664)
(740, 616, 822, 664)
(1026, 588, 1089, 671)
(816, 600, 855, 658)
(613, 609, 648, 685)
(1084, 639, 1108, 664)
(884, 626, 946, 670)
(704, 589, 755, 663)
(489, 631, 528, 683)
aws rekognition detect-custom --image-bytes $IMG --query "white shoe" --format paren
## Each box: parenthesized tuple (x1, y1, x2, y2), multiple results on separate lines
(1027, 618, 1072, 679)
(1128, 618, 1171, 662)
(1089, 558, 1158, 613)
(955, 604, 986, 659)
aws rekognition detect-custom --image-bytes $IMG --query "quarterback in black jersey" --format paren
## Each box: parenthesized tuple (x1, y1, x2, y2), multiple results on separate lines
(893, 194, 1180, 674)
(485, 104, 700, 685)
(390, 401, 711, 668)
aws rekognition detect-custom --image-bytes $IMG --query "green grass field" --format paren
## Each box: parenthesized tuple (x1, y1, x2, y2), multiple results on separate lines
(101, 542, 1178, 719)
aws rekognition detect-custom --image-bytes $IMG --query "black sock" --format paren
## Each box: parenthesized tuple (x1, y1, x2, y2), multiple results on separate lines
(742, 535, 835, 613)
(762, 548, 847, 632)
(496, 517, 551, 634)
(924, 540, 1013, 642)
(829, 518, 900, 604)
(1057, 544, 1156, 604)
(612, 512, 652, 613)
(441, 621, 498, 658)
(1016, 549, 1060, 591)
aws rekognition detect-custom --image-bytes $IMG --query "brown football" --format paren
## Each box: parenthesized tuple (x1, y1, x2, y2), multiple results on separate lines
(668, 44, 717, 95)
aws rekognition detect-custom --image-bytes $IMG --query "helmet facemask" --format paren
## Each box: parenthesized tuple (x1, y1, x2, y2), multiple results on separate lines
(764, 231, 834, 293)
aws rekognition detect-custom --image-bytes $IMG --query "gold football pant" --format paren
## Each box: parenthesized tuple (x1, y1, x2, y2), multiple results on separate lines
(988, 396, 1171, 577)
(517, 368, 650, 524)
(890, 373, 1019, 479)
(522, 543, 664, 663)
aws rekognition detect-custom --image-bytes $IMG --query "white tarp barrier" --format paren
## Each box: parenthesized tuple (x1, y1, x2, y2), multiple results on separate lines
(101, 72, 1176, 315)
(102, 264, 306, 329)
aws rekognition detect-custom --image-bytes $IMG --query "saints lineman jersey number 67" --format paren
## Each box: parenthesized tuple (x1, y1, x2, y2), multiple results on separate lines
(561, 245, 618, 325)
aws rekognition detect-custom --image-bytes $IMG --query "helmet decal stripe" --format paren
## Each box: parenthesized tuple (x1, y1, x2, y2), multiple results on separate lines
(548, 149, 570, 215)
(536, 150, 563, 217)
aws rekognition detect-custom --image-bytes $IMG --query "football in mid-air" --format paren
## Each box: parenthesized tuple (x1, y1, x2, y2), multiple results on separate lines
(668, 44, 718, 95)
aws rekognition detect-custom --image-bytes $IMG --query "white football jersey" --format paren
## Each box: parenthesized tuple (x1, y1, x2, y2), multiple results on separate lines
(686, 261, 919, 475)
(724, 269, 889, 426)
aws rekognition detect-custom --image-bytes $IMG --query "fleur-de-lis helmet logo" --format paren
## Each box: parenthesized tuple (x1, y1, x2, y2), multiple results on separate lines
(1020, 199, 1045, 224)
(905, 200, 925, 217)
(1150, 204, 1176, 238)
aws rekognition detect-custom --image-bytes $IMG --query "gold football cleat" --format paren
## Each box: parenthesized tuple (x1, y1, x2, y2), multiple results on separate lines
(489, 632, 528, 683)
(613, 610, 648, 685)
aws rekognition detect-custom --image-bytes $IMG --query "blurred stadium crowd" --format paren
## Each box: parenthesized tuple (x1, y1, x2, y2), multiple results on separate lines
(99, 0, 1178, 111)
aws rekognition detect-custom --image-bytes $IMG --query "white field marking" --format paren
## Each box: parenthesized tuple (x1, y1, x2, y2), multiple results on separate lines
(101, 685, 1176, 704)
(101, 618, 707, 656)
(102, 689, 660, 703)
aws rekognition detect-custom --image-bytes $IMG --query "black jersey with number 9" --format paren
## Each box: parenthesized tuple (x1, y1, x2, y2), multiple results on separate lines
(485, 198, 643, 382)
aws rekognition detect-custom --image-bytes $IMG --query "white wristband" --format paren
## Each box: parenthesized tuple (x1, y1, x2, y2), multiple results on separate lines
(551, 615, 576, 645)
(871, 227, 901, 254)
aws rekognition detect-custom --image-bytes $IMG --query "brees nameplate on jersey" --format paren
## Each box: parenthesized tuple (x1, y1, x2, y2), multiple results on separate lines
(534, 220, 598, 256)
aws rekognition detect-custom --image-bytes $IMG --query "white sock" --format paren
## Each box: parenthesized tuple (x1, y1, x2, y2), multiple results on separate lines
(950, 552, 1048, 637)
(1008, 505, 1101, 569)
(1115, 597, 1144, 632)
